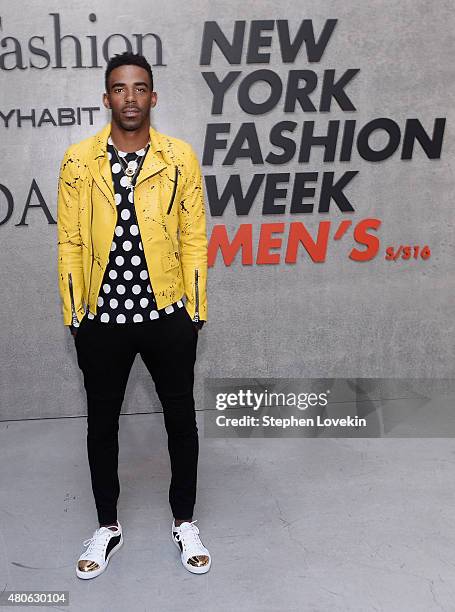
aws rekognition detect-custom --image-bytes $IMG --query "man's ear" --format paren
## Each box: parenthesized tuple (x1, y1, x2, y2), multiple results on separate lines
(102, 92, 111, 109)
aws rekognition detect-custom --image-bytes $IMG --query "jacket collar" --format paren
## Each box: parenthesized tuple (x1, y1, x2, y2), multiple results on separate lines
(91, 122, 166, 158)
(88, 122, 168, 206)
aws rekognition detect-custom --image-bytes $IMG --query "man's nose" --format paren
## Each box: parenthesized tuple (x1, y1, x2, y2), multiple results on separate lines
(125, 88, 137, 103)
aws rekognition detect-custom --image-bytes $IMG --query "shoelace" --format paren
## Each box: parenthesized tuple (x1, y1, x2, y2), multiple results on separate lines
(83, 527, 113, 556)
(176, 520, 205, 555)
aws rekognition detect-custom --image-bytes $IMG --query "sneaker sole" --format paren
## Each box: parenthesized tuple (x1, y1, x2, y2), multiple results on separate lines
(172, 533, 211, 574)
(76, 535, 124, 580)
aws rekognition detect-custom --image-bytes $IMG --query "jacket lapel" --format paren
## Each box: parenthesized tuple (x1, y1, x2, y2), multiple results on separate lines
(135, 127, 167, 186)
(87, 123, 168, 205)
(87, 123, 115, 211)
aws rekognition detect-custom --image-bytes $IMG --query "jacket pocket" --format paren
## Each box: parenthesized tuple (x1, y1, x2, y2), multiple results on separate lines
(161, 251, 180, 272)
(166, 166, 178, 215)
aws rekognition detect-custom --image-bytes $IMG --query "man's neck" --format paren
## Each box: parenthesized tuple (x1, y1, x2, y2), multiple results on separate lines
(109, 122, 151, 153)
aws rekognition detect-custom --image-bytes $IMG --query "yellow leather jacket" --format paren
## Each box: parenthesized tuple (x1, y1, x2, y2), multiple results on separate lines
(57, 122, 208, 326)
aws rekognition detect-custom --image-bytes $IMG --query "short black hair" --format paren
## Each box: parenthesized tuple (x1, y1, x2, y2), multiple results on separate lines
(105, 52, 154, 92)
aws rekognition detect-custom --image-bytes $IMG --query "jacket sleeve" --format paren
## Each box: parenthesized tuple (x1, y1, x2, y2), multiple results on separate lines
(57, 146, 86, 326)
(178, 144, 208, 322)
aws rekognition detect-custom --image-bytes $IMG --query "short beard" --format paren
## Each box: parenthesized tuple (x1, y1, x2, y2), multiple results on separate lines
(112, 110, 148, 131)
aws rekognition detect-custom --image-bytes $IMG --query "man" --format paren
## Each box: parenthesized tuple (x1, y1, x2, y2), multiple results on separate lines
(57, 52, 211, 578)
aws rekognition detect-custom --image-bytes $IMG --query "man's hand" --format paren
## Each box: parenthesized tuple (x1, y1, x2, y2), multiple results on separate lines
(68, 325, 78, 338)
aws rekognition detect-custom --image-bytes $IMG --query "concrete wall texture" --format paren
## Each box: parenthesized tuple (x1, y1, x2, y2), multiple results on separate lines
(0, 0, 453, 420)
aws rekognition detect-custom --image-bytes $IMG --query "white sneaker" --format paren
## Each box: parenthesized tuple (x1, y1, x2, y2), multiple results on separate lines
(76, 522, 123, 580)
(172, 519, 211, 574)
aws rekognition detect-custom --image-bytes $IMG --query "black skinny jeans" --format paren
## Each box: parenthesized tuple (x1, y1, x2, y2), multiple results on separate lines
(74, 304, 199, 525)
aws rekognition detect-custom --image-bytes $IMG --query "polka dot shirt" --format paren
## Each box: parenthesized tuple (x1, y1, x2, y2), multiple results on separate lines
(86, 135, 182, 324)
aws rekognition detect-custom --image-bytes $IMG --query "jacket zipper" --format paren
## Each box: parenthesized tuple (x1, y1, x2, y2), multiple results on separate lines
(166, 166, 178, 215)
(86, 185, 95, 315)
(193, 268, 200, 323)
(130, 187, 140, 226)
(87, 251, 94, 315)
(68, 272, 80, 326)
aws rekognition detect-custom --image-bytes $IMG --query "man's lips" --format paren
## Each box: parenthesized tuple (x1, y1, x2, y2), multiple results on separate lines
(122, 108, 140, 116)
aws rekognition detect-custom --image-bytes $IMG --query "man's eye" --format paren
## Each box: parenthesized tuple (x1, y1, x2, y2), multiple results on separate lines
(137, 88, 146, 92)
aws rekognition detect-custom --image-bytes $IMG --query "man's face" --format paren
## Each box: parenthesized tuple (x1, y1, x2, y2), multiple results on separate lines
(103, 64, 157, 131)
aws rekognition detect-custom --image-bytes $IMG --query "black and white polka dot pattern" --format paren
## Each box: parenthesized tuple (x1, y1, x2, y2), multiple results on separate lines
(87, 135, 183, 324)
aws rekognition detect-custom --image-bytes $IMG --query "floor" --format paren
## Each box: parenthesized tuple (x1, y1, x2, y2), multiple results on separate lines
(1, 411, 455, 612)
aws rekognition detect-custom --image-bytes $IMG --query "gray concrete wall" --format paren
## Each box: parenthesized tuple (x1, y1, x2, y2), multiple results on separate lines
(0, 0, 453, 420)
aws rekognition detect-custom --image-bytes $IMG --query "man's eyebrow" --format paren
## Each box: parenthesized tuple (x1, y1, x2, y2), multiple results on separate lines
(111, 81, 150, 88)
